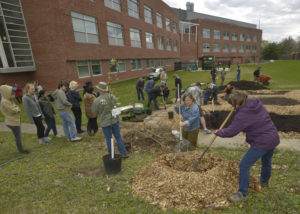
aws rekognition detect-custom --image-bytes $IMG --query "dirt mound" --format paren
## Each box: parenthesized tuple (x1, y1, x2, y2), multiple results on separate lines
(218, 80, 267, 91)
(123, 126, 178, 152)
(259, 97, 300, 106)
(132, 151, 261, 211)
(247, 90, 289, 95)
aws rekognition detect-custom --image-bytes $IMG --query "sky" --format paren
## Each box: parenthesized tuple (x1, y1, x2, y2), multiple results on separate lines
(163, 0, 300, 43)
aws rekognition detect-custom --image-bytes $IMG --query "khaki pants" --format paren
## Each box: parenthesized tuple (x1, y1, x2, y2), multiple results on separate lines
(182, 129, 199, 147)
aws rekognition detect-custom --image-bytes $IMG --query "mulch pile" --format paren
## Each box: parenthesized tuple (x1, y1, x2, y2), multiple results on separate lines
(132, 151, 261, 211)
(218, 80, 267, 91)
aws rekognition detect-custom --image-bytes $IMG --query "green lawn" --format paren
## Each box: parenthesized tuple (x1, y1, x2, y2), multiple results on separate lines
(0, 60, 300, 213)
(0, 133, 299, 213)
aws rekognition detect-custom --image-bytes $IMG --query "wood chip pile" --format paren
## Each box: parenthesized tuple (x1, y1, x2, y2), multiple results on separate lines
(132, 151, 261, 211)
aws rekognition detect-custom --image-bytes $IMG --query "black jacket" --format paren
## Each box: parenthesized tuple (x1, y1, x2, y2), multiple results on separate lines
(149, 86, 162, 98)
(66, 89, 82, 108)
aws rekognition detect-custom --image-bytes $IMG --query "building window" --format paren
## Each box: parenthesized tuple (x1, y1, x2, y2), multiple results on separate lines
(104, 0, 121, 12)
(91, 60, 101, 75)
(231, 44, 237, 53)
(131, 59, 137, 70)
(71, 11, 99, 44)
(130, 28, 141, 48)
(127, 0, 139, 19)
(240, 33, 245, 41)
(156, 12, 162, 28)
(253, 35, 257, 42)
(253, 45, 257, 53)
(203, 29, 210, 38)
(247, 34, 251, 42)
(118, 60, 126, 72)
(137, 59, 142, 69)
(157, 59, 164, 66)
(223, 44, 229, 52)
(146, 59, 154, 68)
(157, 35, 164, 50)
(173, 22, 177, 33)
(213, 43, 220, 52)
(246, 45, 251, 53)
(174, 40, 178, 52)
(165, 18, 170, 31)
(203, 43, 210, 52)
(223, 32, 229, 40)
(107, 22, 124, 46)
(232, 32, 238, 41)
(145, 32, 154, 49)
(166, 38, 171, 51)
(239, 45, 244, 53)
(214, 30, 220, 39)
(144, 5, 152, 24)
(77, 61, 90, 78)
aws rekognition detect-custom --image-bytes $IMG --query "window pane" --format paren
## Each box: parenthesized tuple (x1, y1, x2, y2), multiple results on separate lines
(156, 13, 162, 28)
(104, 0, 121, 12)
(85, 21, 97, 34)
(92, 62, 101, 75)
(118, 60, 126, 72)
(128, 0, 139, 19)
(77, 61, 90, 77)
(131, 59, 136, 70)
(74, 32, 86, 43)
(144, 5, 152, 24)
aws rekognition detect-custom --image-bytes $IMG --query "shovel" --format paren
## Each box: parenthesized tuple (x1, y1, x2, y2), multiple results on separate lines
(193, 108, 234, 171)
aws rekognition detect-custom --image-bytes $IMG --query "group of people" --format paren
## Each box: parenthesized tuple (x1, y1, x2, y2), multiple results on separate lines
(210, 65, 242, 85)
(0, 81, 129, 158)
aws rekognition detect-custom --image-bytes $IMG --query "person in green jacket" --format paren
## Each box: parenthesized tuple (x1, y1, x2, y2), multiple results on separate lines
(92, 82, 128, 158)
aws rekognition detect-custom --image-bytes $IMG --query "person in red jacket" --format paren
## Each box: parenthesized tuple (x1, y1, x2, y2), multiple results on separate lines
(14, 83, 23, 104)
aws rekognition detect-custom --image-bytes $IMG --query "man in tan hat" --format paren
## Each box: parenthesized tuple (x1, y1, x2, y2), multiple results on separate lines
(67, 81, 85, 133)
(92, 82, 128, 158)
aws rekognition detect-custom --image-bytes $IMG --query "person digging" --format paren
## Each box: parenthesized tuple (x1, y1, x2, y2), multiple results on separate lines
(174, 93, 200, 148)
(214, 90, 280, 203)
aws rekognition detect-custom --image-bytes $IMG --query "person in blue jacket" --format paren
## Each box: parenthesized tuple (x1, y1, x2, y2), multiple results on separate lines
(174, 93, 200, 147)
(144, 78, 157, 106)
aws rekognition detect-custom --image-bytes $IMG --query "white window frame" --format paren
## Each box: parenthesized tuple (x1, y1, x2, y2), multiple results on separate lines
(157, 35, 164, 50)
(77, 61, 90, 78)
(130, 28, 141, 48)
(247, 34, 251, 42)
(239, 45, 244, 53)
(166, 38, 171, 51)
(253, 45, 257, 53)
(165, 18, 170, 31)
(127, 0, 139, 19)
(240, 33, 245, 41)
(223, 44, 229, 53)
(232, 32, 238, 41)
(203, 28, 210, 38)
(173, 22, 177, 33)
(223, 31, 229, 40)
(174, 40, 178, 52)
(214, 30, 220, 39)
(156, 12, 162, 28)
(118, 60, 126, 72)
(104, 0, 121, 12)
(253, 35, 257, 42)
(213, 43, 220, 52)
(91, 60, 102, 76)
(107, 21, 124, 46)
(231, 44, 237, 53)
(131, 59, 137, 70)
(203, 43, 210, 52)
(144, 5, 152, 24)
(71, 11, 99, 44)
(137, 59, 142, 69)
(145, 32, 154, 49)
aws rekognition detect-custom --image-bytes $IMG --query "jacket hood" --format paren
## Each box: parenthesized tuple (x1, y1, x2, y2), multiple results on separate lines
(240, 98, 262, 113)
(0, 85, 13, 100)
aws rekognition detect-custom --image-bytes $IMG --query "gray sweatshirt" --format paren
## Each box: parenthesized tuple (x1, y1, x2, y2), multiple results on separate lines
(22, 94, 43, 124)
(53, 89, 72, 112)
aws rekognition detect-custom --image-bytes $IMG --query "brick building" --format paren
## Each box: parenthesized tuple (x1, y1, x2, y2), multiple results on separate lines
(175, 2, 262, 66)
(0, 0, 262, 89)
(0, 0, 180, 89)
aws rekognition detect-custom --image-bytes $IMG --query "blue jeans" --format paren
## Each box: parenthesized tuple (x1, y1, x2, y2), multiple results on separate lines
(148, 96, 159, 110)
(136, 87, 144, 101)
(203, 87, 218, 105)
(44, 117, 58, 137)
(175, 87, 182, 99)
(102, 122, 127, 155)
(237, 73, 240, 81)
(59, 111, 76, 140)
(239, 147, 274, 196)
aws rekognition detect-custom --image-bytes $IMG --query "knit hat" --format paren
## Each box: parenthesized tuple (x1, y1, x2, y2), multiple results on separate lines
(69, 81, 79, 89)
(96, 82, 108, 92)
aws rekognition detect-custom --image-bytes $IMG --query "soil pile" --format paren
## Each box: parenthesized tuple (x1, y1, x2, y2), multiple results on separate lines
(132, 151, 261, 211)
(123, 126, 178, 152)
(218, 80, 267, 91)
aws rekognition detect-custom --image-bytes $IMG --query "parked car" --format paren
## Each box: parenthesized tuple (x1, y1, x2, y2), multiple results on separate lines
(147, 67, 163, 80)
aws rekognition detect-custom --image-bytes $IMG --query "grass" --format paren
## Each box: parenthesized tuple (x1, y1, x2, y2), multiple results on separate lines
(0, 133, 299, 213)
(0, 60, 300, 213)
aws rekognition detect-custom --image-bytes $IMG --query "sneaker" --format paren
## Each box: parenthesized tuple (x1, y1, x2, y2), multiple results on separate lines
(77, 130, 85, 134)
(71, 136, 82, 142)
(54, 134, 63, 138)
(228, 192, 247, 203)
(204, 128, 211, 134)
(44, 137, 52, 141)
(121, 154, 129, 159)
(39, 141, 49, 145)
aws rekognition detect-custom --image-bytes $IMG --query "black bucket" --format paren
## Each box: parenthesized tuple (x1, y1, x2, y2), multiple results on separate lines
(168, 111, 174, 119)
(102, 154, 122, 174)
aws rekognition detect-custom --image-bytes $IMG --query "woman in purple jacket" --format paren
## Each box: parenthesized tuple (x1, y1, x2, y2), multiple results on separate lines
(215, 90, 280, 203)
